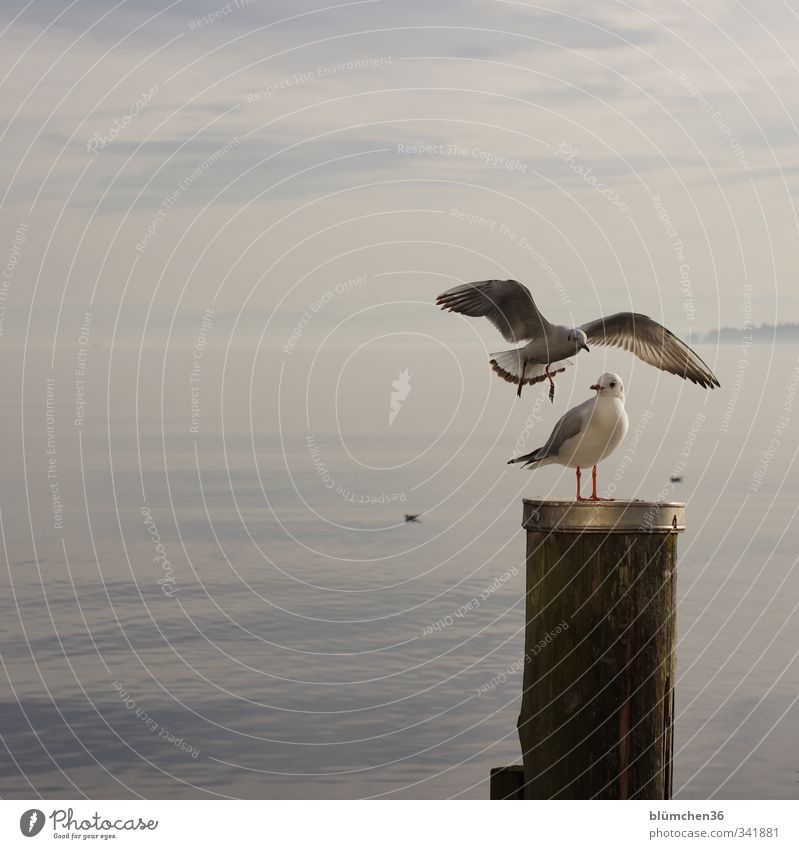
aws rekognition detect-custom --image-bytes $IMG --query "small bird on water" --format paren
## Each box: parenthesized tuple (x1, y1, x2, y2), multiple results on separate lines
(436, 279, 720, 400)
(508, 372, 629, 501)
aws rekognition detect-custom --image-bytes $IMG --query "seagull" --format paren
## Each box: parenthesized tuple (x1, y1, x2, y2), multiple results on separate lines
(508, 372, 629, 501)
(436, 279, 720, 400)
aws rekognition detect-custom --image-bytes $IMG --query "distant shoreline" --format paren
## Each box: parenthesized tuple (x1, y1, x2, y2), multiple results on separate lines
(692, 323, 799, 344)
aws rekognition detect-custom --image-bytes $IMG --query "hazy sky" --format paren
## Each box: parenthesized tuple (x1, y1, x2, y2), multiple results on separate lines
(1, 0, 797, 354)
(4, 4, 799, 802)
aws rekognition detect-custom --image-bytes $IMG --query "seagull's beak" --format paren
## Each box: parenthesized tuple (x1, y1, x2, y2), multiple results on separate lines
(590, 384, 601, 391)
(580, 343, 590, 352)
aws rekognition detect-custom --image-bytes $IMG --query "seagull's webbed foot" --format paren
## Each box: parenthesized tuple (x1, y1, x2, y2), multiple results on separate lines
(545, 365, 556, 403)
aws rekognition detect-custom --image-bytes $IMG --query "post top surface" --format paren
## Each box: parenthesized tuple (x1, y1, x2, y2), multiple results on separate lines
(522, 498, 685, 533)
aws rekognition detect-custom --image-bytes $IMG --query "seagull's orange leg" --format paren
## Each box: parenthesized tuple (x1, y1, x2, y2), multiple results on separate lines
(545, 364, 556, 403)
(575, 466, 585, 500)
(589, 465, 612, 501)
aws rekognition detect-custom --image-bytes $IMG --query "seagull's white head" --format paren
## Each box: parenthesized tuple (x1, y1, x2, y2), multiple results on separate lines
(566, 327, 590, 353)
(590, 372, 624, 400)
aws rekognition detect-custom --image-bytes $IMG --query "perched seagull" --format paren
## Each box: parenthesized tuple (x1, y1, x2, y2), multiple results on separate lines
(436, 279, 720, 400)
(508, 372, 629, 501)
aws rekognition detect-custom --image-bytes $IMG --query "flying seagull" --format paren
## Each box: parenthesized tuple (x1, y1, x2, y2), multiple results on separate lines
(436, 279, 720, 400)
(508, 372, 629, 500)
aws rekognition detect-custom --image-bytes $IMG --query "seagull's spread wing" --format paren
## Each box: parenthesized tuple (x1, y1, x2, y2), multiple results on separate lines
(436, 279, 552, 343)
(581, 312, 720, 389)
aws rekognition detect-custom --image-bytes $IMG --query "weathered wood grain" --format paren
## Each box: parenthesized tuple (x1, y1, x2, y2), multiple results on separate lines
(516, 500, 681, 800)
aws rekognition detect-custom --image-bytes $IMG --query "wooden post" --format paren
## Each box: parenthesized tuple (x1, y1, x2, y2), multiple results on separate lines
(516, 499, 684, 800)
(489, 765, 524, 799)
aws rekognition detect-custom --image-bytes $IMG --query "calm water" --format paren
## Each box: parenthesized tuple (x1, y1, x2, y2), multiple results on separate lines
(1, 342, 798, 799)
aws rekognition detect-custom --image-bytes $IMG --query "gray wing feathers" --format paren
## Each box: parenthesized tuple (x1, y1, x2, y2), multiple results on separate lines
(510, 400, 590, 466)
(436, 279, 552, 343)
(539, 400, 590, 458)
(581, 312, 720, 388)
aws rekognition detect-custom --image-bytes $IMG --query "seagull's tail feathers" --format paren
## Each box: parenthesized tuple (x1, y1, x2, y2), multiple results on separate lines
(489, 349, 570, 387)
(507, 447, 549, 468)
